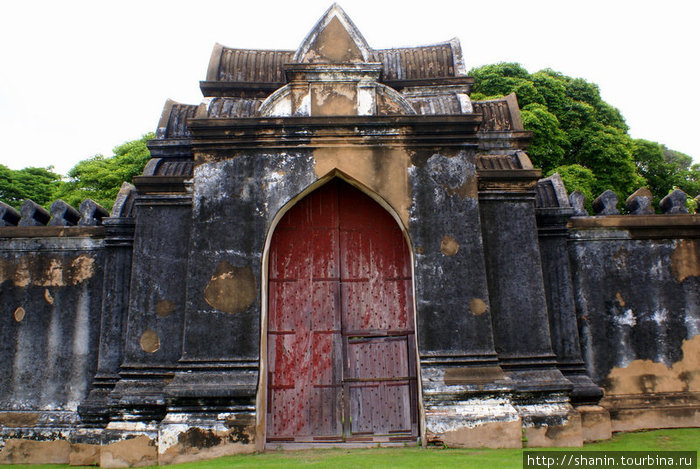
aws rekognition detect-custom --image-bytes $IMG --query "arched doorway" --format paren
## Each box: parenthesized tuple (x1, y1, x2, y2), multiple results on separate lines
(266, 179, 418, 443)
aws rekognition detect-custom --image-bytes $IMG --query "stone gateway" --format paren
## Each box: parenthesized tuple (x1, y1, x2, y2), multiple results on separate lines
(0, 4, 698, 466)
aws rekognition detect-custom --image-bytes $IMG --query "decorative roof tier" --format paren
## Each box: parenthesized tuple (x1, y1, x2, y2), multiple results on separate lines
(148, 3, 531, 176)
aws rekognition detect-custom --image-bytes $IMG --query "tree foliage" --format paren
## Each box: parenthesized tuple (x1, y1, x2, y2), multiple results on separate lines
(546, 164, 597, 210)
(470, 62, 696, 204)
(55, 133, 153, 210)
(0, 133, 153, 212)
(632, 139, 700, 205)
(0, 165, 63, 209)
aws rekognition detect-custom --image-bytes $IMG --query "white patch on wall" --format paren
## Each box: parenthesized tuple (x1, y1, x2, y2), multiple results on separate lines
(424, 397, 520, 434)
(615, 309, 637, 327)
(270, 96, 293, 117)
(682, 286, 699, 338)
(294, 93, 310, 116)
(40, 302, 62, 410)
(193, 163, 226, 217)
(357, 84, 376, 116)
(650, 258, 664, 277)
(158, 423, 190, 454)
(615, 309, 637, 367)
(652, 309, 668, 325)
(67, 288, 90, 410)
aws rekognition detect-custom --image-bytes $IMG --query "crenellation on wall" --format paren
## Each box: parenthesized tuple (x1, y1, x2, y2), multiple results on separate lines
(48, 200, 81, 227)
(78, 199, 110, 226)
(0, 202, 21, 227)
(660, 189, 690, 214)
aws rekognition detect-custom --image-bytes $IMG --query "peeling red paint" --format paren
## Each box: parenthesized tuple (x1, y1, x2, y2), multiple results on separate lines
(267, 180, 417, 442)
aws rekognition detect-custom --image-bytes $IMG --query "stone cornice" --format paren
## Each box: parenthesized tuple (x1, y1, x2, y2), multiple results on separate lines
(568, 214, 700, 239)
(188, 115, 482, 152)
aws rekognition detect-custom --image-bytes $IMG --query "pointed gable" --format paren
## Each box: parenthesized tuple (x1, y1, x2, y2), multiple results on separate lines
(294, 3, 372, 64)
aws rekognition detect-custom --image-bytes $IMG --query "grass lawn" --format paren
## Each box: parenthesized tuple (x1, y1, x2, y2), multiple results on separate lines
(2, 428, 698, 469)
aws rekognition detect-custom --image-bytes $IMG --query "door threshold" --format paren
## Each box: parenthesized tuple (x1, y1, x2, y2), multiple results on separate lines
(265, 440, 420, 450)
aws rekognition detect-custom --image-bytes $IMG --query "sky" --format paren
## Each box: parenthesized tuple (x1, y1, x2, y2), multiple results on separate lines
(1, 0, 698, 175)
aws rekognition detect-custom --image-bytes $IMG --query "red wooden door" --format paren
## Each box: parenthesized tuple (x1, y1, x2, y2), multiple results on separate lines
(267, 180, 417, 443)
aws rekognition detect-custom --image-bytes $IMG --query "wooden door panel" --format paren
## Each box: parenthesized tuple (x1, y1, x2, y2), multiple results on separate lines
(381, 383, 413, 433)
(311, 281, 340, 331)
(341, 281, 413, 332)
(269, 229, 308, 280)
(348, 384, 380, 434)
(348, 382, 412, 435)
(311, 331, 341, 385)
(268, 281, 311, 331)
(268, 182, 342, 440)
(338, 231, 372, 280)
(347, 337, 410, 379)
(268, 332, 297, 388)
(309, 386, 342, 437)
(312, 229, 339, 277)
(268, 180, 417, 442)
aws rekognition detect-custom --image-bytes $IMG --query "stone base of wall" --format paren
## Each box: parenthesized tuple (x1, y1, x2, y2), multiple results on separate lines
(0, 416, 256, 467)
(515, 397, 583, 448)
(576, 405, 612, 442)
(1, 399, 698, 466)
(436, 419, 523, 448)
(601, 392, 700, 433)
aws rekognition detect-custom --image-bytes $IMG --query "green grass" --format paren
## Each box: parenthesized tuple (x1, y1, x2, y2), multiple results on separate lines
(2, 429, 698, 469)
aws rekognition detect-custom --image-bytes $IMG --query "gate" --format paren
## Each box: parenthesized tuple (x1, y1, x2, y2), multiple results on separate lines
(267, 179, 418, 443)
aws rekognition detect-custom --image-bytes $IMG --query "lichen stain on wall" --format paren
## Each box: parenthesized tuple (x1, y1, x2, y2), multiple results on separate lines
(0, 254, 95, 287)
(140, 330, 161, 353)
(425, 152, 477, 201)
(204, 261, 257, 314)
(70, 255, 95, 284)
(469, 298, 488, 316)
(312, 146, 411, 227)
(13, 307, 25, 322)
(311, 83, 357, 116)
(440, 235, 459, 256)
(605, 334, 700, 394)
(155, 299, 175, 318)
(671, 239, 700, 282)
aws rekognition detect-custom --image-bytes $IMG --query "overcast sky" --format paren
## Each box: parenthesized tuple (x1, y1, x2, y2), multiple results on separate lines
(1, 0, 698, 175)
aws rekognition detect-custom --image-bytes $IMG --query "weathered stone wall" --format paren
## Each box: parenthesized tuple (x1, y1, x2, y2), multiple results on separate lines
(0, 228, 104, 443)
(567, 215, 700, 432)
(176, 115, 502, 450)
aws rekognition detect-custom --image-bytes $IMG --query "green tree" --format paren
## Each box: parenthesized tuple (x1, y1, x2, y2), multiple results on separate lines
(632, 139, 677, 204)
(520, 103, 568, 173)
(468, 62, 695, 201)
(55, 133, 153, 210)
(547, 164, 597, 208)
(661, 147, 700, 197)
(632, 140, 700, 206)
(0, 165, 63, 209)
(571, 125, 643, 196)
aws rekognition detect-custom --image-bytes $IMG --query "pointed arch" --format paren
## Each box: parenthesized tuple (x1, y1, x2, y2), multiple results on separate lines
(257, 174, 422, 446)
